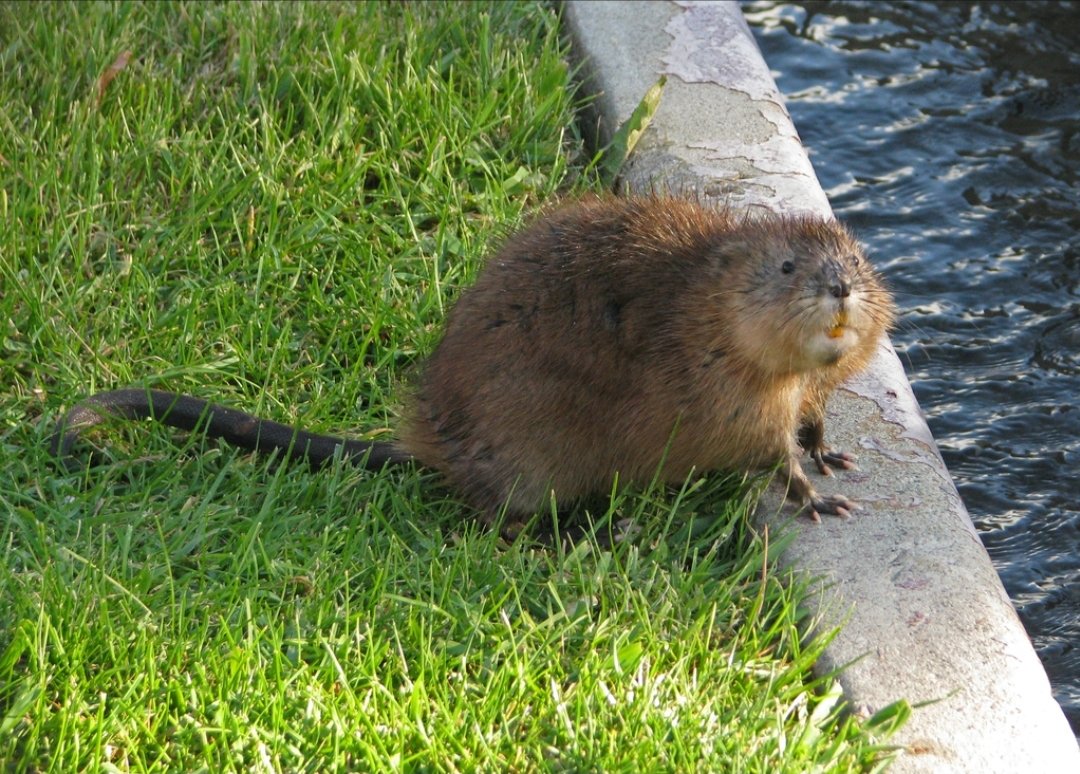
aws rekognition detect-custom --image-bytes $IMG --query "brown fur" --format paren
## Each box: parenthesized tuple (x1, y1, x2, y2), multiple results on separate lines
(54, 195, 894, 524)
(398, 195, 894, 520)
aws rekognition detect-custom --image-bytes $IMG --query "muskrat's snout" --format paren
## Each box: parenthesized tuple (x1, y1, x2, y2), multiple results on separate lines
(819, 258, 854, 301)
(797, 259, 867, 362)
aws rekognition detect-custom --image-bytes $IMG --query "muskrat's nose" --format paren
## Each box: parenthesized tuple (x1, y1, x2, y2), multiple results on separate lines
(822, 260, 852, 299)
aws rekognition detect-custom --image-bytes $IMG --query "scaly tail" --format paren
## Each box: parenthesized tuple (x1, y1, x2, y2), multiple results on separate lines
(50, 388, 412, 470)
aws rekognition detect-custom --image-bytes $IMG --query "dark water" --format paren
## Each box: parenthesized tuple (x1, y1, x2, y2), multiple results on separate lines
(744, 0, 1080, 735)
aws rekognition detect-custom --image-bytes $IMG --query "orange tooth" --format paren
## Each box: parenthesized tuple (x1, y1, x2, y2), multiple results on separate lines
(828, 310, 848, 339)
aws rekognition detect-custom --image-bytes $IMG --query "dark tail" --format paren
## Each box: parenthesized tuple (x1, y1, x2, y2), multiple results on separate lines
(50, 388, 413, 471)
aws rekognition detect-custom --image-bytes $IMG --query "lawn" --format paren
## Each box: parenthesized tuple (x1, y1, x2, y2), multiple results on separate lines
(0, 2, 899, 770)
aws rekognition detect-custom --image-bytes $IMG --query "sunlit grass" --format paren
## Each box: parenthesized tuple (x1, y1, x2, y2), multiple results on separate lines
(0, 2, 899, 770)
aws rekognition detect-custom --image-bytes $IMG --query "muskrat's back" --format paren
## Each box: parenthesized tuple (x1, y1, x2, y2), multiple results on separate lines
(399, 196, 894, 519)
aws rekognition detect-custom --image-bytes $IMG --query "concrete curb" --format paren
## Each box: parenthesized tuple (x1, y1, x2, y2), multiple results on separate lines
(563, 2, 1080, 771)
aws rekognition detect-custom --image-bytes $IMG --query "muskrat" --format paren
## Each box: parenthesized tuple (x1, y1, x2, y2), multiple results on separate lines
(51, 195, 894, 523)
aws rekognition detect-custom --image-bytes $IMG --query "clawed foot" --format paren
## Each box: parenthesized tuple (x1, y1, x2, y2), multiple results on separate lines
(784, 450, 857, 522)
(811, 447, 858, 476)
(806, 493, 855, 522)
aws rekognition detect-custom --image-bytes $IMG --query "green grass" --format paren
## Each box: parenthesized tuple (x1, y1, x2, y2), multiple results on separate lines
(0, 2, 900, 770)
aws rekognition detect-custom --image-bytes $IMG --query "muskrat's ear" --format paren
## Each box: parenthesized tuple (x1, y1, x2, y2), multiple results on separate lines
(705, 236, 751, 270)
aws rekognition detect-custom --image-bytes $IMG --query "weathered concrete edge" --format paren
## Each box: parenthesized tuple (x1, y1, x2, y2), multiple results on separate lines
(562, 1, 1079, 771)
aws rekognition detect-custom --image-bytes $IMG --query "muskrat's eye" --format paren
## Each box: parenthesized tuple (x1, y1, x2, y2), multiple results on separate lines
(781, 260, 795, 274)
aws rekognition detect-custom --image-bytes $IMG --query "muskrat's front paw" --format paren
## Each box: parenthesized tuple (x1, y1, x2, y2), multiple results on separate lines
(811, 447, 858, 476)
(808, 493, 855, 522)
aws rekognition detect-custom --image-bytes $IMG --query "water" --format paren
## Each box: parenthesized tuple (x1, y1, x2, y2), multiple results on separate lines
(744, 0, 1080, 735)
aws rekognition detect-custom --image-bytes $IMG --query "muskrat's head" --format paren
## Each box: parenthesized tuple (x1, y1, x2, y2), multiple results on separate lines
(716, 215, 894, 375)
